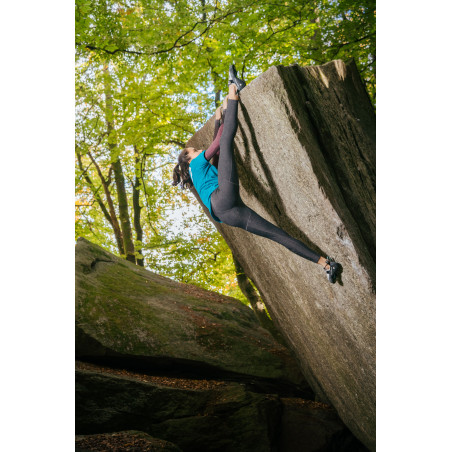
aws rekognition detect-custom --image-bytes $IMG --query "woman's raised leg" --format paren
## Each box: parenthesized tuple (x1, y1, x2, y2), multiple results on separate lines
(211, 84, 241, 213)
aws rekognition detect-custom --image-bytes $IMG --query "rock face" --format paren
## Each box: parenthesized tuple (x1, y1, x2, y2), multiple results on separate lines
(186, 59, 376, 450)
(75, 236, 368, 450)
(76, 369, 280, 452)
(75, 236, 307, 389)
(75, 367, 366, 452)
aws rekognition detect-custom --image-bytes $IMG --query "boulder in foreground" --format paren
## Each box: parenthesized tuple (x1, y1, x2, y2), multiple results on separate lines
(76, 367, 367, 452)
(75, 236, 306, 388)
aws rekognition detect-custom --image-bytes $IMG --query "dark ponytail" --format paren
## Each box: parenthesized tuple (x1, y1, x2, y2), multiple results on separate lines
(172, 148, 194, 189)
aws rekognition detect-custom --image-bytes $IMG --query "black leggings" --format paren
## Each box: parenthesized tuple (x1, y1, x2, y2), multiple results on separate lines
(210, 98, 321, 264)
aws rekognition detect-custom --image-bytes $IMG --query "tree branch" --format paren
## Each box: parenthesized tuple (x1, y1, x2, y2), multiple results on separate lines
(165, 139, 186, 148)
(76, 2, 261, 57)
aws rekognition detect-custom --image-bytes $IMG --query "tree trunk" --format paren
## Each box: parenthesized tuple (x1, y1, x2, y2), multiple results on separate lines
(86, 150, 125, 253)
(310, 7, 321, 46)
(76, 149, 125, 256)
(232, 254, 287, 346)
(200, 0, 206, 23)
(112, 158, 136, 263)
(215, 88, 221, 107)
(103, 64, 136, 264)
(132, 146, 145, 267)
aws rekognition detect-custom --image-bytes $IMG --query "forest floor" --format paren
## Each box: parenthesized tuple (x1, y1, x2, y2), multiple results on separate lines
(75, 359, 229, 391)
(75, 359, 330, 407)
(75, 429, 180, 451)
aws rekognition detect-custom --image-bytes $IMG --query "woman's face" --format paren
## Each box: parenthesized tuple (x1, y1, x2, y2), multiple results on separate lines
(187, 147, 202, 162)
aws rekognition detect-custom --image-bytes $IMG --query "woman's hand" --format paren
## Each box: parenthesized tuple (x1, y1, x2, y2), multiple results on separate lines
(215, 106, 222, 120)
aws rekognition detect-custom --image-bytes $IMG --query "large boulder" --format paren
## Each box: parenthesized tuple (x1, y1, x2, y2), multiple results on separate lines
(186, 59, 376, 450)
(75, 237, 307, 389)
(76, 369, 281, 452)
(75, 367, 366, 452)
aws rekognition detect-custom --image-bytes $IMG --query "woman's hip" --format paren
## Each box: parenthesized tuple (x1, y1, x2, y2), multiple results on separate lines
(211, 185, 245, 221)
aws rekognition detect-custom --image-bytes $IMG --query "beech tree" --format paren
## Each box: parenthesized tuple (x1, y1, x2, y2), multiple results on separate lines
(75, 0, 375, 300)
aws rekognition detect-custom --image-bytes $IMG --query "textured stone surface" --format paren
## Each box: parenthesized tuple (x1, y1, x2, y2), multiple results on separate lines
(186, 59, 376, 450)
(277, 398, 368, 452)
(75, 369, 364, 452)
(76, 369, 281, 452)
(75, 236, 306, 388)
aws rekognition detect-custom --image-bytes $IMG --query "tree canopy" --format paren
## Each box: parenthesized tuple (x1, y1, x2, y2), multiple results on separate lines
(75, 0, 375, 301)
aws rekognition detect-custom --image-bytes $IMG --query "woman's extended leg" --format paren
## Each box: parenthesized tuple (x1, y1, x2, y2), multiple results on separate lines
(211, 84, 323, 265)
(211, 85, 240, 210)
(206, 97, 230, 167)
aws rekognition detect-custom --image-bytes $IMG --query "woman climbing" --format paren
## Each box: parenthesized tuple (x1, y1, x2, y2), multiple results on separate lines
(172, 65, 341, 283)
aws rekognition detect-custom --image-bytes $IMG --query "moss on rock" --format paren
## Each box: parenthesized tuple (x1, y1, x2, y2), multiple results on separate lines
(76, 237, 305, 383)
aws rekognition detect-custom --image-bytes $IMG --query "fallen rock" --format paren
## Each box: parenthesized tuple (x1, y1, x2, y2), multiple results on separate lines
(75, 237, 308, 393)
(75, 367, 365, 452)
(75, 369, 281, 452)
(186, 59, 376, 450)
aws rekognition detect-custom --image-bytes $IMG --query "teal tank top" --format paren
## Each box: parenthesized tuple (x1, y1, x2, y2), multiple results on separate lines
(188, 150, 223, 223)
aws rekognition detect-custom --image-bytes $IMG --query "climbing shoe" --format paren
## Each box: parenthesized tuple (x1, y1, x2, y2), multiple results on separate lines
(324, 256, 342, 284)
(228, 64, 246, 93)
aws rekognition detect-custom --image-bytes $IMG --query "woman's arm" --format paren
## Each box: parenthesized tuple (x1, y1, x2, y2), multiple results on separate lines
(205, 106, 225, 161)
(212, 105, 223, 140)
(205, 122, 224, 161)
(213, 118, 221, 141)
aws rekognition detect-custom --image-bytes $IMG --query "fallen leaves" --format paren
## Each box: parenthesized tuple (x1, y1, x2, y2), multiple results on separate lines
(75, 360, 228, 391)
(75, 430, 179, 452)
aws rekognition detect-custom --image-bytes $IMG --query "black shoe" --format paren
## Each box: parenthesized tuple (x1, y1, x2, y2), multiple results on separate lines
(228, 64, 246, 93)
(324, 256, 342, 284)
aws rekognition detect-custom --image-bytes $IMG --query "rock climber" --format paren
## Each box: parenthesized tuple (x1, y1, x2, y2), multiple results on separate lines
(172, 64, 341, 283)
